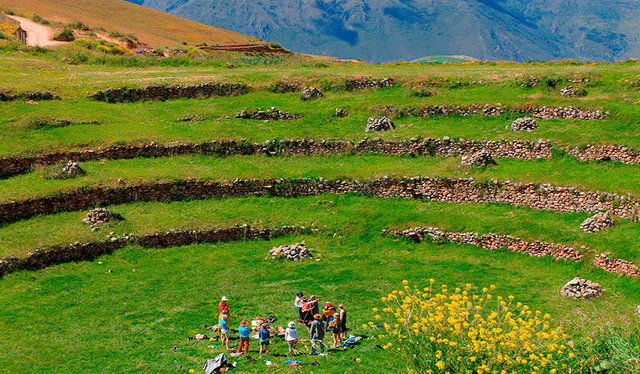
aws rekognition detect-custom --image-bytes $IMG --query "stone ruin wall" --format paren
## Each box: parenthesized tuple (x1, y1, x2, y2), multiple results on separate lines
(0, 225, 307, 278)
(0, 177, 637, 225)
(385, 226, 640, 277)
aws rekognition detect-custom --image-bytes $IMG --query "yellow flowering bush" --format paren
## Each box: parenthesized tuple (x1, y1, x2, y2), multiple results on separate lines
(372, 280, 575, 374)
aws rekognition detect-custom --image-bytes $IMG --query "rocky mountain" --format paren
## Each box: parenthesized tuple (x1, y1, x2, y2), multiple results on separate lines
(125, 0, 640, 63)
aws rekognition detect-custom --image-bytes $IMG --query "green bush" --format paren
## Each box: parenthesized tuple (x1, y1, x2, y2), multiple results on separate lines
(53, 28, 75, 42)
(67, 21, 90, 31)
(269, 42, 282, 49)
(32, 14, 50, 25)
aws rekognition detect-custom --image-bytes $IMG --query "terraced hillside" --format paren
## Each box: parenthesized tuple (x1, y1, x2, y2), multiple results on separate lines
(2, 45, 640, 373)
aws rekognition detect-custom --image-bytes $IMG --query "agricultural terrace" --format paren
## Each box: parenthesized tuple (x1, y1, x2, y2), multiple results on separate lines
(1, 41, 640, 374)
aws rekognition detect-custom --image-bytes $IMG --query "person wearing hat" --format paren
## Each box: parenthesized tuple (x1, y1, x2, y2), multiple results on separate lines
(309, 314, 325, 355)
(218, 296, 230, 335)
(294, 291, 304, 321)
(238, 320, 251, 354)
(285, 321, 300, 356)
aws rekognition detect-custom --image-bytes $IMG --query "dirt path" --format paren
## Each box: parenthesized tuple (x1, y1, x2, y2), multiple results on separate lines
(5, 15, 67, 47)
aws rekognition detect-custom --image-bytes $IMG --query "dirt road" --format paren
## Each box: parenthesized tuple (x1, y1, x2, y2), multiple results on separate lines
(5, 15, 67, 47)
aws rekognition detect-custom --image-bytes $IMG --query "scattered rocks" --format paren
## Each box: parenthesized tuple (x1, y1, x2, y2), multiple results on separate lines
(560, 277, 603, 299)
(235, 107, 301, 120)
(580, 212, 615, 233)
(59, 161, 85, 178)
(268, 242, 314, 261)
(301, 87, 324, 100)
(560, 86, 577, 96)
(510, 117, 538, 132)
(176, 114, 205, 122)
(334, 108, 348, 118)
(365, 117, 395, 132)
(461, 150, 497, 167)
(82, 208, 113, 224)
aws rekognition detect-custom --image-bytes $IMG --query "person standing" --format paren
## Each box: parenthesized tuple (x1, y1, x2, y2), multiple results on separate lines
(220, 312, 230, 350)
(237, 320, 251, 354)
(259, 323, 270, 358)
(309, 314, 325, 355)
(294, 291, 304, 321)
(218, 296, 229, 332)
(285, 321, 299, 356)
(339, 304, 348, 340)
(329, 314, 342, 348)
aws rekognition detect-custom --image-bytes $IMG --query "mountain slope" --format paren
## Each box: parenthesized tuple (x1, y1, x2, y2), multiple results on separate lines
(0, 0, 264, 48)
(125, 0, 640, 62)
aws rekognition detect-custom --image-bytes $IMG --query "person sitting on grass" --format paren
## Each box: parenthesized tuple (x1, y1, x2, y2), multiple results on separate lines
(238, 320, 251, 354)
(220, 312, 230, 350)
(259, 323, 270, 358)
(310, 314, 325, 355)
(285, 321, 299, 356)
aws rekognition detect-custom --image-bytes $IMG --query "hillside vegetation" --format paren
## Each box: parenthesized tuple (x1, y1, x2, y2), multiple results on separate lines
(1, 41, 640, 374)
(0, 0, 264, 47)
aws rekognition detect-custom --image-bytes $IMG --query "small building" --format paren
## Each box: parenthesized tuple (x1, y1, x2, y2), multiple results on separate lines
(15, 26, 27, 45)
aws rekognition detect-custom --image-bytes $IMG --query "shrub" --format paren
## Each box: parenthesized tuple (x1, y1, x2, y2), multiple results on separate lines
(370, 280, 576, 373)
(53, 28, 75, 42)
(3, 9, 14, 15)
(32, 14, 50, 25)
(269, 42, 282, 49)
(67, 21, 90, 31)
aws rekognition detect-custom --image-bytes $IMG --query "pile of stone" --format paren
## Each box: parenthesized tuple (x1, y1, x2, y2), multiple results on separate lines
(365, 117, 395, 132)
(461, 150, 497, 167)
(580, 212, 615, 233)
(235, 107, 301, 120)
(301, 87, 324, 99)
(560, 86, 577, 96)
(560, 277, 603, 298)
(60, 161, 85, 178)
(525, 105, 607, 120)
(510, 117, 538, 131)
(82, 208, 113, 224)
(334, 108, 348, 117)
(269, 242, 313, 261)
(344, 77, 395, 90)
(593, 253, 640, 277)
(568, 76, 590, 83)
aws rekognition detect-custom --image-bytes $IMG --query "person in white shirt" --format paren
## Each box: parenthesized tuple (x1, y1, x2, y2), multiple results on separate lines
(285, 321, 300, 355)
(294, 291, 304, 321)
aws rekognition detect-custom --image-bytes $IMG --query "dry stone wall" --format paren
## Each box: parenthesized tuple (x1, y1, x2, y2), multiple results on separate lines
(0, 176, 637, 224)
(385, 226, 640, 277)
(0, 91, 60, 102)
(88, 83, 250, 103)
(0, 225, 309, 278)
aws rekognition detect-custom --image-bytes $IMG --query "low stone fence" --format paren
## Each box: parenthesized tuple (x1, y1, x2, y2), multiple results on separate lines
(385, 226, 640, 277)
(0, 225, 309, 278)
(0, 176, 637, 224)
(0, 138, 552, 178)
(88, 83, 250, 103)
(0, 91, 60, 102)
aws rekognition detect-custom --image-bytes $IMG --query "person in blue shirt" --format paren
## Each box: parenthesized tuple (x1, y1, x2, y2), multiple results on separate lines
(237, 320, 251, 354)
(219, 312, 230, 350)
(259, 323, 270, 358)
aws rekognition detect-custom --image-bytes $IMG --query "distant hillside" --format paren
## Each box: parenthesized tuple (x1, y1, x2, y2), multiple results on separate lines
(0, 0, 265, 48)
(125, 0, 640, 63)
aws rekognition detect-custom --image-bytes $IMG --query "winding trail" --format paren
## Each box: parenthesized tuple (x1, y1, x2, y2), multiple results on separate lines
(5, 15, 67, 47)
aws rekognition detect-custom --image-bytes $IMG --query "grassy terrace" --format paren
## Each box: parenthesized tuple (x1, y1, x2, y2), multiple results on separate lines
(2, 45, 640, 373)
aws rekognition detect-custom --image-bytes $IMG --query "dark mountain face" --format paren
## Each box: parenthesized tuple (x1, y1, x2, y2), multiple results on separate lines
(125, 0, 640, 62)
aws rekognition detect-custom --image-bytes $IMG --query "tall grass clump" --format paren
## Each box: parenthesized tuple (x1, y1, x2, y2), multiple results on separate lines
(371, 280, 576, 373)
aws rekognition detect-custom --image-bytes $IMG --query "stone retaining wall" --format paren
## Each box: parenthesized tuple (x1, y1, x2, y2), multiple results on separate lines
(0, 225, 307, 278)
(0, 91, 60, 102)
(385, 226, 640, 277)
(88, 83, 250, 103)
(0, 176, 637, 224)
(0, 138, 552, 178)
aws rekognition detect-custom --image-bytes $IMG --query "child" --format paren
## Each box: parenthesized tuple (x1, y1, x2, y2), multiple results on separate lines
(285, 321, 299, 356)
(329, 315, 341, 348)
(259, 323, 270, 358)
(220, 312, 230, 350)
(238, 320, 251, 354)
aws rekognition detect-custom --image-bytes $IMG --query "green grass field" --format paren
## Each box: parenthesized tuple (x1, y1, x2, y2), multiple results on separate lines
(2, 41, 640, 373)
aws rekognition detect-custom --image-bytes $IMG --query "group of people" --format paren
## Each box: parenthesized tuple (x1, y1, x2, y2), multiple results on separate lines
(214, 291, 348, 358)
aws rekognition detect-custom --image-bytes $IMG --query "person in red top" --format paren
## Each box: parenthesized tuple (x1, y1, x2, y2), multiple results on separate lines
(218, 296, 229, 332)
